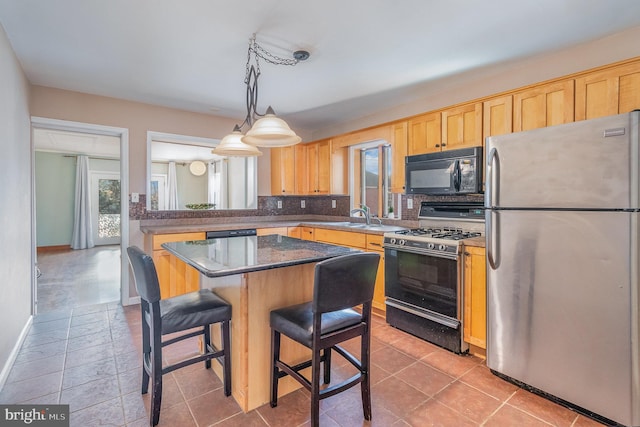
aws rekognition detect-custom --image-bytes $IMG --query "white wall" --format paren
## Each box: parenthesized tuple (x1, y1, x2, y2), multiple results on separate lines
(0, 23, 33, 383)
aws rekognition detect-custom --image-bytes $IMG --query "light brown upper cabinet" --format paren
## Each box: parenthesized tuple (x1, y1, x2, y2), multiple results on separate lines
(483, 95, 513, 141)
(408, 111, 441, 155)
(294, 143, 308, 195)
(270, 145, 296, 195)
(513, 80, 575, 132)
(391, 121, 408, 194)
(441, 102, 483, 150)
(307, 139, 332, 194)
(575, 60, 640, 121)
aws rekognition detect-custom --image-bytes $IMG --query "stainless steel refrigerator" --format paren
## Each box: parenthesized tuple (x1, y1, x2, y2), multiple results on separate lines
(485, 111, 640, 427)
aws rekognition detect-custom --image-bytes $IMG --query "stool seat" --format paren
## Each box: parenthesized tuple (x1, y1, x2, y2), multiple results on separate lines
(270, 302, 362, 347)
(269, 252, 380, 427)
(161, 289, 232, 335)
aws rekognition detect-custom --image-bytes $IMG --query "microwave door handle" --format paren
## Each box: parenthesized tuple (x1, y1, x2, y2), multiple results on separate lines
(453, 160, 461, 191)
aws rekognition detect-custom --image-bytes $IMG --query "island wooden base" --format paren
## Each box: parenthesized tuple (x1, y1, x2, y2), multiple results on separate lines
(202, 263, 316, 412)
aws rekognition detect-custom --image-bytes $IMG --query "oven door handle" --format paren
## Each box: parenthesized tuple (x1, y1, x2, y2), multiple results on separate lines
(384, 246, 458, 260)
(386, 298, 460, 329)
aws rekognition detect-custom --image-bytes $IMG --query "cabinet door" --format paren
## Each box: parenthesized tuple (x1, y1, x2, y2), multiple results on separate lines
(270, 146, 295, 195)
(408, 112, 442, 155)
(153, 249, 200, 299)
(513, 80, 574, 132)
(316, 140, 332, 194)
(483, 95, 513, 141)
(372, 250, 385, 313)
(575, 61, 640, 120)
(294, 143, 308, 195)
(306, 142, 319, 194)
(365, 234, 386, 313)
(300, 227, 315, 241)
(391, 121, 408, 194)
(441, 102, 482, 151)
(287, 226, 302, 239)
(463, 245, 487, 350)
(314, 228, 366, 248)
(257, 227, 288, 236)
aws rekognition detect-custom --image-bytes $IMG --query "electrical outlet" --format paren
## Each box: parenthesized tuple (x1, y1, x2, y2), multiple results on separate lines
(331, 200, 337, 208)
(277, 200, 283, 209)
(131, 193, 139, 203)
(407, 198, 414, 209)
(301, 200, 306, 209)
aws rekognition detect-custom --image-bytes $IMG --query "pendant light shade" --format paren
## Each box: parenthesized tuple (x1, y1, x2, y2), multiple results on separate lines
(241, 106, 302, 148)
(212, 126, 263, 157)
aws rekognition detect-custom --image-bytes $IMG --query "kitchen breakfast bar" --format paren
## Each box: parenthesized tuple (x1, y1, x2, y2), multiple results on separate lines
(161, 234, 361, 412)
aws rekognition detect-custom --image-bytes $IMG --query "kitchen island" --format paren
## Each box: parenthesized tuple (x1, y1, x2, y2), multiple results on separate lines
(161, 234, 361, 412)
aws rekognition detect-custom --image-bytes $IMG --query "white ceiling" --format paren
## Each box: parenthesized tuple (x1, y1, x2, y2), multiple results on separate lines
(3, 0, 640, 133)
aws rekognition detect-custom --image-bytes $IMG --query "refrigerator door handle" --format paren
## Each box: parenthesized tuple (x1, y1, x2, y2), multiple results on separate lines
(486, 210, 500, 269)
(486, 147, 500, 269)
(486, 147, 500, 208)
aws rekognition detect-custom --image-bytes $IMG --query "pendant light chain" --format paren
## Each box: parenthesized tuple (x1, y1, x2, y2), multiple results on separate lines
(213, 34, 308, 155)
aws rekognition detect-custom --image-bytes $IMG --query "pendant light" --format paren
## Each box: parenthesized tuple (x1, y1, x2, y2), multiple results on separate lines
(213, 35, 309, 156)
(212, 125, 263, 157)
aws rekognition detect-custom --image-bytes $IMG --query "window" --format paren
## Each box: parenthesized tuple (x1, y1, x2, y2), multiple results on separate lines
(351, 142, 394, 218)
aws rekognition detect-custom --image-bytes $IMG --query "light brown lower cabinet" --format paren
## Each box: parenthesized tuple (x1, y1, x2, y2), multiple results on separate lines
(256, 227, 288, 236)
(144, 232, 205, 299)
(463, 245, 487, 356)
(315, 228, 386, 314)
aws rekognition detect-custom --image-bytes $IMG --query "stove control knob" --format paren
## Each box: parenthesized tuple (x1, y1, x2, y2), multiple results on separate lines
(438, 244, 447, 251)
(427, 242, 435, 250)
(399, 239, 406, 246)
(390, 238, 396, 245)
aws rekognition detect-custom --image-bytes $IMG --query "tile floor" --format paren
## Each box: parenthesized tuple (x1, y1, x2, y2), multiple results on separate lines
(0, 247, 607, 426)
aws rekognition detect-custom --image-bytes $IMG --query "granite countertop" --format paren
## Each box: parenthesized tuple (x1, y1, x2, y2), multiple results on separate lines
(462, 236, 485, 248)
(162, 234, 361, 278)
(141, 218, 410, 236)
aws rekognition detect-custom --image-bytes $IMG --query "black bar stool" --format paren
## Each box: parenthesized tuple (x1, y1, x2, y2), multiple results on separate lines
(127, 246, 232, 426)
(269, 252, 380, 427)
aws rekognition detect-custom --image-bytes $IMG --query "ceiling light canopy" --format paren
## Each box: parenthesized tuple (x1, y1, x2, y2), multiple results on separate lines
(213, 34, 309, 157)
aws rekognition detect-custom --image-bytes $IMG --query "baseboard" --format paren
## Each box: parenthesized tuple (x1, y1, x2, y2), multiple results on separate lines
(37, 245, 70, 254)
(0, 315, 33, 391)
(126, 296, 140, 306)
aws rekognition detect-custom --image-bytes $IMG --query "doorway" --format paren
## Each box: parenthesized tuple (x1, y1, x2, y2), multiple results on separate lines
(31, 117, 130, 314)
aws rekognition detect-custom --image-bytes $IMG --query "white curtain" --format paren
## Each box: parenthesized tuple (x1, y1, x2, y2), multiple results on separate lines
(71, 155, 94, 249)
(167, 161, 179, 210)
(208, 160, 227, 209)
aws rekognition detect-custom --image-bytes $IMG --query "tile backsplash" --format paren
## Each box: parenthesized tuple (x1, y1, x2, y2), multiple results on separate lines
(130, 193, 483, 223)
(129, 195, 351, 220)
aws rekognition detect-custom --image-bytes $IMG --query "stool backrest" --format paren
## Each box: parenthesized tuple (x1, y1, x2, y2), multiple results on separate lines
(127, 246, 162, 304)
(312, 252, 380, 314)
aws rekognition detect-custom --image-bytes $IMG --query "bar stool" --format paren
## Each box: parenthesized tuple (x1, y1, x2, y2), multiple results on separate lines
(269, 252, 380, 427)
(126, 246, 232, 426)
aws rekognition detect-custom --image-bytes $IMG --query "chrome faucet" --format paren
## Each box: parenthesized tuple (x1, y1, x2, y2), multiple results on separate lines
(350, 204, 371, 225)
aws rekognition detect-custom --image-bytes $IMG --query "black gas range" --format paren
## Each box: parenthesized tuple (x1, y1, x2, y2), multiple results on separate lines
(383, 201, 484, 353)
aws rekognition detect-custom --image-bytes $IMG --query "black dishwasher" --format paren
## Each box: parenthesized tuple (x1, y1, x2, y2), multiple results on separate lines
(206, 229, 257, 239)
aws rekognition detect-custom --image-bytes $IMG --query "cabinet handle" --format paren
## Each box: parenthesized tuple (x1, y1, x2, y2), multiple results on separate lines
(464, 252, 470, 256)
(442, 143, 447, 147)
(435, 144, 440, 148)
(370, 243, 382, 247)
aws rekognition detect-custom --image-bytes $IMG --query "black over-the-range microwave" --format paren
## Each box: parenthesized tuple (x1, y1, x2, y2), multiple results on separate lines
(405, 147, 483, 195)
